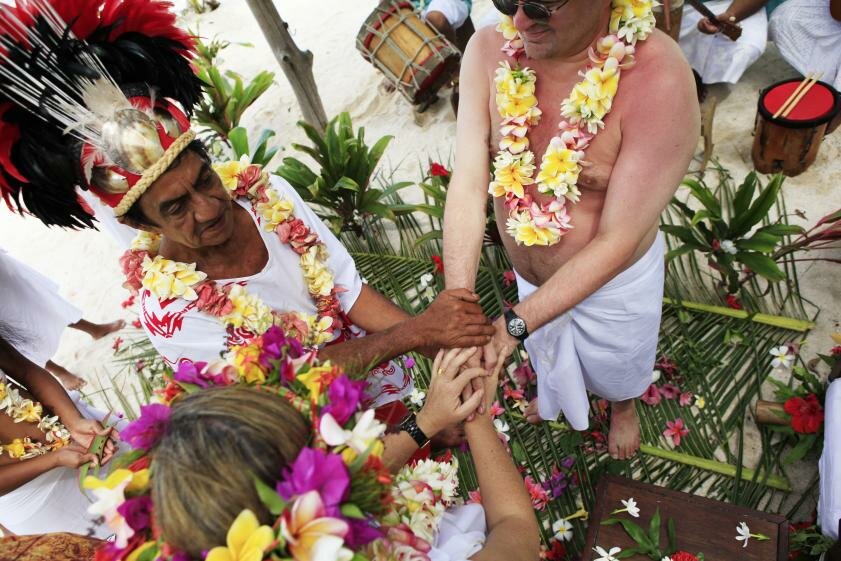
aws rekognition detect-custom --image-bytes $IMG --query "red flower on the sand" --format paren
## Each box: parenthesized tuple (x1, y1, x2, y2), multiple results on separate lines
(671, 552, 699, 561)
(542, 540, 568, 561)
(489, 401, 504, 417)
(112, 337, 124, 352)
(121, 295, 135, 309)
(131, 319, 142, 329)
(831, 346, 841, 357)
(429, 162, 450, 177)
(641, 384, 662, 406)
(679, 391, 693, 407)
(659, 383, 681, 400)
(784, 394, 824, 434)
(725, 294, 743, 310)
(524, 475, 549, 510)
(655, 356, 679, 380)
(502, 270, 516, 287)
(663, 418, 689, 446)
(431, 255, 444, 274)
(712, 239, 721, 251)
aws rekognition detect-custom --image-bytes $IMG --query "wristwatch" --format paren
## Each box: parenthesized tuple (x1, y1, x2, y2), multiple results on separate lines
(399, 413, 430, 448)
(504, 308, 529, 341)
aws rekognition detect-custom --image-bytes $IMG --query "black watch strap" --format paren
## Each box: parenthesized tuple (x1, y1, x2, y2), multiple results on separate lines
(399, 413, 430, 448)
(504, 308, 529, 341)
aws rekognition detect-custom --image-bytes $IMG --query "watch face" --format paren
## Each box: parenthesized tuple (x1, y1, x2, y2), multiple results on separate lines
(508, 317, 526, 337)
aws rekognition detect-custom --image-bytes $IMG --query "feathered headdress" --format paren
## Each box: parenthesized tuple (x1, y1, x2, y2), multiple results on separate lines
(0, 0, 202, 228)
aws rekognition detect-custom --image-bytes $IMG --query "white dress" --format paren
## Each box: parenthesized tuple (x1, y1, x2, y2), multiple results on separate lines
(0, 249, 82, 368)
(679, 0, 768, 83)
(517, 234, 665, 430)
(430, 503, 487, 561)
(819, 379, 841, 540)
(139, 175, 412, 407)
(770, 0, 841, 90)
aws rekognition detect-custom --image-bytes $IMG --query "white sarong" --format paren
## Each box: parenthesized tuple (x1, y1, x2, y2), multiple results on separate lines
(819, 379, 841, 540)
(679, 0, 768, 84)
(517, 233, 665, 430)
(770, 0, 841, 91)
(0, 249, 82, 368)
(0, 389, 125, 537)
(430, 503, 487, 561)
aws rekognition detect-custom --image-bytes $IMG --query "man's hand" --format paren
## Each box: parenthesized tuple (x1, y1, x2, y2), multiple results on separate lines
(416, 348, 486, 436)
(482, 316, 519, 374)
(413, 289, 495, 350)
(67, 418, 116, 465)
(698, 11, 736, 34)
(52, 442, 98, 469)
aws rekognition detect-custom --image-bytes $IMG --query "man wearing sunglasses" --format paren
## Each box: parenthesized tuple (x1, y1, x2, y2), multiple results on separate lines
(443, 0, 700, 460)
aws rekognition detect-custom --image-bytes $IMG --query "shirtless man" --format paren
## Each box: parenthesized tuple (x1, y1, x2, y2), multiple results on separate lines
(443, 0, 700, 459)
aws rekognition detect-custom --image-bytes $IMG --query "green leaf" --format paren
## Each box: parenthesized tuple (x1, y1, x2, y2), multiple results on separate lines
(732, 171, 757, 218)
(666, 244, 701, 261)
(756, 223, 805, 237)
(341, 503, 366, 519)
(228, 126, 249, 158)
(335, 177, 361, 192)
(254, 477, 286, 515)
(683, 178, 721, 218)
(729, 174, 784, 238)
(667, 518, 677, 553)
(617, 518, 655, 551)
(783, 434, 817, 464)
(660, 225, 702, 247)
(736, 232, 781, 253)
(737, 252, 786, 281)
(615, 547, 642, 559)
(649, 508, 662, 546)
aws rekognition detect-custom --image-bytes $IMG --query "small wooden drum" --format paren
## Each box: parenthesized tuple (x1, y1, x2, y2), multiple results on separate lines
(653, 0, 684, 42)
(752, 78, 841, 176)
(357, 0, 460, 110)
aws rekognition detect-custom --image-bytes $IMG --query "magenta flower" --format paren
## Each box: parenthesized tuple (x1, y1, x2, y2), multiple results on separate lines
(120, 404, 171, 450)
(344, 518, 382, 548)
(322, 376, 365, 425)
(260, 325, 304, 365)
(663, 418, 690, 447)
(679, 392, 693, 407)
(640, 384, 662, 406)
(117, 496, 152, 532)
(276, 448, 350, 513)
(404, 356, 416, 369)
(658, 383, 681, 400)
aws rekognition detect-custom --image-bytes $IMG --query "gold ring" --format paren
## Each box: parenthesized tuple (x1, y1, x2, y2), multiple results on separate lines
(436, 368, 444, 377)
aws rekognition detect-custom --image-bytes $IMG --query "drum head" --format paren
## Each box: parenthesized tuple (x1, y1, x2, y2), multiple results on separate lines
(759, 79, 840, 127)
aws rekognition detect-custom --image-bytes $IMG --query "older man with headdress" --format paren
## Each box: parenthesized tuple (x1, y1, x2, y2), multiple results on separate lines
(0, 0, 494, 439)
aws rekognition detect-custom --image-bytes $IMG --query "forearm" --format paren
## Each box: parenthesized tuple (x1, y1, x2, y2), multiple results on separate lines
(515, 234, 636, 332)
(382, 432, 420, 473)
(443, 181, 487, 291)
(0, 454, 58, 495)
(726, 0, 767, 20)
(318, 320, 419, 377)
(0, 340, 82, 425)
(347, 285, 411, 333)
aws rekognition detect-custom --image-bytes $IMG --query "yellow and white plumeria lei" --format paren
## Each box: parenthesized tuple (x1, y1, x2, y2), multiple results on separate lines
(0, 378, 70, 459)
(128, 161, 340, 348)
(491, 0, 658, 247)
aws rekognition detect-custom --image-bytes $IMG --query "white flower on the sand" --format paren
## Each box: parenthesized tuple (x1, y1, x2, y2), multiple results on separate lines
(409, 388, 426, 407)
(320, 409, 385, 454)
(552, 518, 574, 542)
(593, 545, 622, 561)
(651, 369, 661, 383)
(695, 395, 706, 409)
(621, 498, 640, 517)
(720, 239, 738, 254)
(493, 418, 510, 442)
(736, 521, 751, 548)
(769, 346, 795, 370)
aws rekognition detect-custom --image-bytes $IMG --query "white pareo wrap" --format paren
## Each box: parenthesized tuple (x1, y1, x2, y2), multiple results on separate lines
(517, 233, 665, 430)
(430, 504, 487, 561)
(770, 0, 841, 91)
(819, 379, 841, 540)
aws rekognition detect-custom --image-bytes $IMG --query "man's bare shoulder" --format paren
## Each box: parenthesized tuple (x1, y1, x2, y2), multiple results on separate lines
(464, 24, 504, 67)
(631, 29, 694, 84)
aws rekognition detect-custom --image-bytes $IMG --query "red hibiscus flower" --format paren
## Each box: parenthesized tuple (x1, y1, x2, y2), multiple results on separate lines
(429, 162, 450, 177)
(431, 255, 445, 274)
(663, 417, 689, 446)
(784, 394, 824, 434)
(725, 294, 743, 310)
(659, 383, 681, 399)
(502, 270, 516, 287)
(276, 218, 317, 254)
(641, 384, 662, 406)
(671, 552, 700, 561)
(112, 337, 124, 352)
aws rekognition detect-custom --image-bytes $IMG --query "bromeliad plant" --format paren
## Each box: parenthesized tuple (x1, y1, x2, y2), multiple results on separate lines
(276, 113, 415, 235)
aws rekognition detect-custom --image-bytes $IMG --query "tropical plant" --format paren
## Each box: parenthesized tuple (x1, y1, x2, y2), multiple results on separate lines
(188, 0, 220, 14)
(191, 33, 275, 143)
(788, 523, 835, 561)
(275, 112, 415, 234)
(228, 126, 280, 167)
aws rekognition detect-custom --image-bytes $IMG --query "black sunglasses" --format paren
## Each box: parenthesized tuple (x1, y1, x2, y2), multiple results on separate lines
(492, 0, 571, 20)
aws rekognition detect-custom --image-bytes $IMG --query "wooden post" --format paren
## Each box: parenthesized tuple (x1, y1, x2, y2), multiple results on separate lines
(245, 0, 328, 130)
(754, 400, 788, 426)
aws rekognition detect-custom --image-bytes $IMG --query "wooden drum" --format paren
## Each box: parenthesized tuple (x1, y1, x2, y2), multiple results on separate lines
(653, 0, 684, 42)
(356, 0, 460, 109)
(752, 78, 841, 176)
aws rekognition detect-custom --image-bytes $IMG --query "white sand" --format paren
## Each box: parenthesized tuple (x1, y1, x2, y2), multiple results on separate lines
(0, 0, 836, 508)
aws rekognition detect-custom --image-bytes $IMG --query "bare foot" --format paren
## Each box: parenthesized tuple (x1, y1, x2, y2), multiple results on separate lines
(71, 318, 126, 340)
(525, 398, 542, 424)
(608, 399, 640, 460)
(431, 424, 465, 450)
(46, 362, 86, 391)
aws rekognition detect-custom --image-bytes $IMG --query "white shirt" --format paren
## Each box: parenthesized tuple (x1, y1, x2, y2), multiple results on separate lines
(139, 175, 411, 407)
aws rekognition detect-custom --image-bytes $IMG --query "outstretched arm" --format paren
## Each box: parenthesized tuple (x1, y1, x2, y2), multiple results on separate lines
(443, 32, 492, 292)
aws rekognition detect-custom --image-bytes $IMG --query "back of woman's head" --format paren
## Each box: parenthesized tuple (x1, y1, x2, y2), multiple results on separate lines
(152, 386, 309, 556)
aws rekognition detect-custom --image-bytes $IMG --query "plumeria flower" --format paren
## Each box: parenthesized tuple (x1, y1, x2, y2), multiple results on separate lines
(493, 418, 510, 442)
(84, 469, 135, 548)
(320, 409, 386, 455)
(720, 239, 738, 254)
(409, 388, 426, 407)
(769, 345, 795, 370)
(735, 521, 770, 548)
(663, 418, 689, 447)
(661, 557, 673, 561)
(593, 545, 622, 561)
(611, 497, 640, 518)
(206, 509, 274, 561)
(695, 395, 706, 410)
(651, 369, 661, 383)
(552, 518, 573, 542)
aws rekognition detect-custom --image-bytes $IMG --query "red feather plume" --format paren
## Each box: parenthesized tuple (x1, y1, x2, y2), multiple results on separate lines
(101, 0, 194, 53)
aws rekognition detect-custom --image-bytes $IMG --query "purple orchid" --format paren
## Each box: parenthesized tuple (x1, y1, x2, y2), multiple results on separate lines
(321, 376, 365, 425)
(117, 496, 152, 532)
(120, 404, 171, 450)
(276, 448, 350, 512)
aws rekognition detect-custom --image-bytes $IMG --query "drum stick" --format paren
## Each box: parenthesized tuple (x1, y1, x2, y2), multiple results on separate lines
(772, 72, 813, 119)
(782, 72, 824, 119)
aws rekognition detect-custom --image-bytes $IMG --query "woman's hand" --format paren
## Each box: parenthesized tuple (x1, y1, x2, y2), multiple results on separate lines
(416, 348, 486, 436)
(67, 418, 116, 465)
(52, 442, 98, 469)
